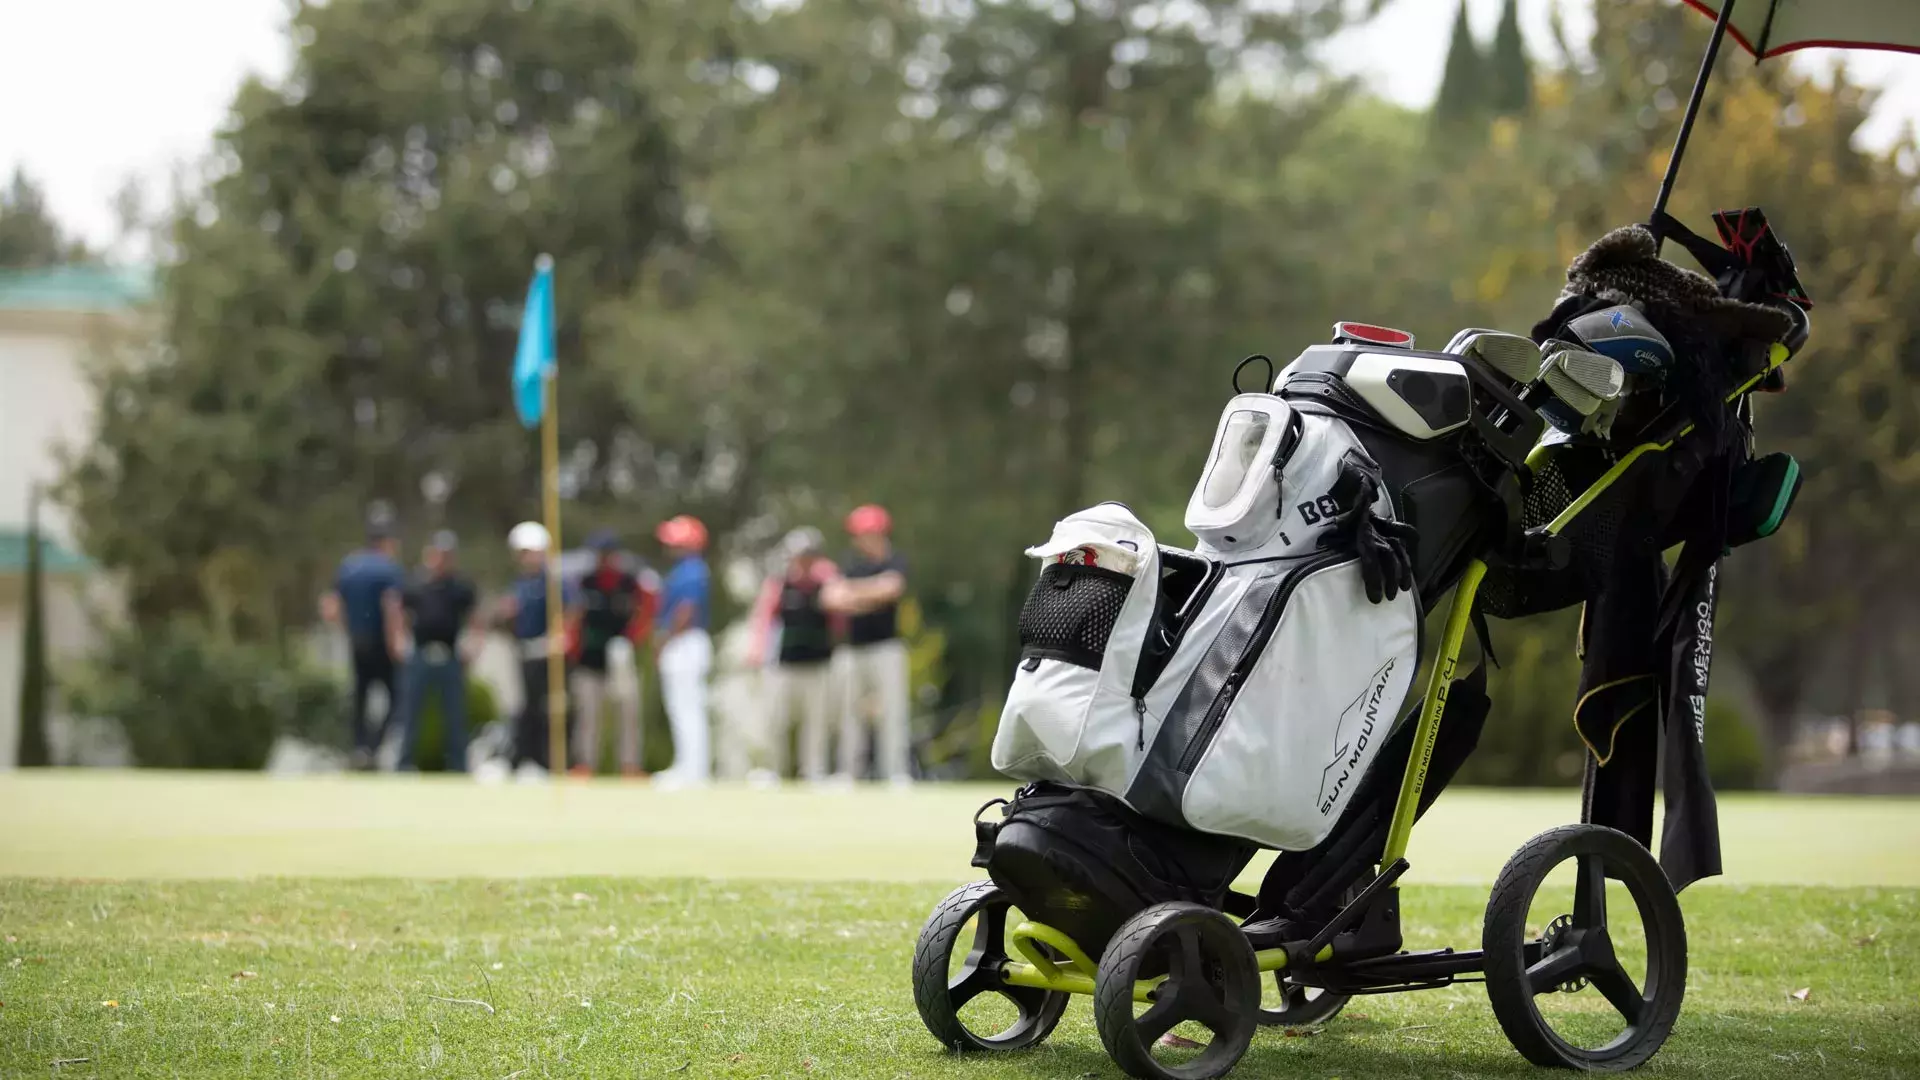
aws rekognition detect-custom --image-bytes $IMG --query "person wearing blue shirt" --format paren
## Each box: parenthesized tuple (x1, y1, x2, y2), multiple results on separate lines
(324, 523, 406, 770)
(496, 521, 579, 777)
(653, 515, 713, 787)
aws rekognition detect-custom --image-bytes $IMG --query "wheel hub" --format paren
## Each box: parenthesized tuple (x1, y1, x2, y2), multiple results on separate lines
(1541, 915, 1588, 993)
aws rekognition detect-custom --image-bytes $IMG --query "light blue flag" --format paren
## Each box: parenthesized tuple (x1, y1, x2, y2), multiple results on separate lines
(512, 254, 556, 428)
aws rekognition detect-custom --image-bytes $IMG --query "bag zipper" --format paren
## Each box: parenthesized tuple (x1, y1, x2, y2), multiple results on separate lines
(1172, 554, 1346, 774)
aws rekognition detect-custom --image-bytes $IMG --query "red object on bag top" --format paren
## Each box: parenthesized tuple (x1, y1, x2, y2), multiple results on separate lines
(1332, 321, 1416, 348)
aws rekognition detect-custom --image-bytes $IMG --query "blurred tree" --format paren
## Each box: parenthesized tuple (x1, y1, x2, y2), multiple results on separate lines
(14, 487, 51, 767)
(56, 0, 1920, 781)
(1488, 0, 1531, 117)
(600, 0, 1371, 716)
(61, 0, 702, 635)
(0, 169, 90, 268)
(1431, 0, 1483, 131)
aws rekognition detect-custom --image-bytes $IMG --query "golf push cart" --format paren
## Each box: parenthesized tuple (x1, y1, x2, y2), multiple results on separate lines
(911, 3, 1900, 1077)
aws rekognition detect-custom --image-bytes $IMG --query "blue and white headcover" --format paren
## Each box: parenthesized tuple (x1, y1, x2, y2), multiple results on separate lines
(1564, 303, 1673, 375)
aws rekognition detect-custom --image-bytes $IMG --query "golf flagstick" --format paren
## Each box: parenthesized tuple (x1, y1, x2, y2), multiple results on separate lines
(543, 368, 567, 780)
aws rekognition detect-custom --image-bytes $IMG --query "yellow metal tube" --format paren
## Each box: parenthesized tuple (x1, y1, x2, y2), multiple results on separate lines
(1381, 560, 1485, 865)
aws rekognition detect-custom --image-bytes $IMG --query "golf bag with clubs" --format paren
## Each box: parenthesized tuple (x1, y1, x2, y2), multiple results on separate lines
(973, 207, 1810, 961)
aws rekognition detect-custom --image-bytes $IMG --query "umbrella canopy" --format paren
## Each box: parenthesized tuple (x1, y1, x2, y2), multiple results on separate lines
(1680, 1, 1920, 60)
(1653, 0, 1920, 228)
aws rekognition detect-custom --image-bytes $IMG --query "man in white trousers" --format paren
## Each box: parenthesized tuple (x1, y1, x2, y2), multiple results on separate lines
(652, 515, 713, 787)
(824, 504, 914, 786)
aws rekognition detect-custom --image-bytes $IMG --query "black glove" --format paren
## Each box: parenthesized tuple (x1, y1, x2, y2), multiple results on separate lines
(1326, 454, 1417, 604)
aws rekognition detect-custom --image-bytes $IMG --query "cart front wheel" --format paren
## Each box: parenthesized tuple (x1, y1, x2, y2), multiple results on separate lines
(911, 881, 1069, 1052)
(1483, 824, 1687, 1071)
(1094, 902, 1259, 1080)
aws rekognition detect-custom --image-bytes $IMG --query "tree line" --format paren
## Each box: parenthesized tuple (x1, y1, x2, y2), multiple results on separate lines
(31, 0, 1920, 781)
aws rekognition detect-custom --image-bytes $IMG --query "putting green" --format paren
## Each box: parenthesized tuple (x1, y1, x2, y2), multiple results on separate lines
(2, 770, 1916, 885)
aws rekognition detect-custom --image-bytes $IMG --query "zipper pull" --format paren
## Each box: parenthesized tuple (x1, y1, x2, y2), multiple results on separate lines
(1134, 697, 1147, 750)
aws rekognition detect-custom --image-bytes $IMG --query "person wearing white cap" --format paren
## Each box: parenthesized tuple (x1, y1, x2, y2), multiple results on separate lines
(495, 521, 577, 779)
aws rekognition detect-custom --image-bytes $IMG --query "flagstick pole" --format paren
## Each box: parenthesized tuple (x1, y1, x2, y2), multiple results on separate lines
(542, 368, 567, 778)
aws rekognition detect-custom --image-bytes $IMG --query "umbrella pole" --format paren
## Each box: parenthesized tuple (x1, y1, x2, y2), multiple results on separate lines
(1651, 0, 1738, 250)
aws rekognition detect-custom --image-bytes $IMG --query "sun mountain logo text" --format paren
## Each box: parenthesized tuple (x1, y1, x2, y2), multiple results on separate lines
(1318, 657, 1397, 816)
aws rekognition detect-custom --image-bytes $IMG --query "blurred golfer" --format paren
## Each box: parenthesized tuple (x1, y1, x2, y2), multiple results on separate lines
(323, 521, 406, 770)
(751, 527, 841, 782)
(571, 529, 658, 778)
(825, 504, 913, 785)
(653, 515, 713, 787)
(713, 556, 775, 783)
(396, 531, 481, 772)
(497, 521, 577, 779)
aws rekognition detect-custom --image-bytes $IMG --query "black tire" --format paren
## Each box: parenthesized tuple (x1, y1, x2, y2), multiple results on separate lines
(1255, 975, 1349, 1029)
(911, 880, 1070, 1052)
(1094, 902, 1260, 1080)
(1483, 824, 1687, 1071)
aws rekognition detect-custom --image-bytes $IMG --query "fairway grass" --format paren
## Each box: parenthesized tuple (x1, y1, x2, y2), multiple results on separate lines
(1, 878, 1915, 1079)
(2, 773, 1917, 1077)
(3, 771, 1919, 885)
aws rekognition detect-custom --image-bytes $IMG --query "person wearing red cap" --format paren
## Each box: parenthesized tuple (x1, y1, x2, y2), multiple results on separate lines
(824, 504, 913, 786)
(652, 515, 712, 786)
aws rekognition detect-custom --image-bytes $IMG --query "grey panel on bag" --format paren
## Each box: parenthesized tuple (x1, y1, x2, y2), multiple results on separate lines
(1125, 563, 1292, 825)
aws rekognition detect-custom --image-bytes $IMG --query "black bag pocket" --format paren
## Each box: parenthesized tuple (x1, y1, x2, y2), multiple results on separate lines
(1017, 563, 1134, 669)
(982, 782, 1254, 959)
(1727, 451, 1801, 548)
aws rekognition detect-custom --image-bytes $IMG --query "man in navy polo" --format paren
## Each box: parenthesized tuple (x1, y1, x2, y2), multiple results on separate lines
(324, 523, 406, 770)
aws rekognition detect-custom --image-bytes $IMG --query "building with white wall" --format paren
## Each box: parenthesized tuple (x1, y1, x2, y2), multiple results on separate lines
(0, 265, 150, 768)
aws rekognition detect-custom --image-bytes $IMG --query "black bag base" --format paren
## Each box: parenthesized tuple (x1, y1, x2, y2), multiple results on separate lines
(976, 783, 1255, 961)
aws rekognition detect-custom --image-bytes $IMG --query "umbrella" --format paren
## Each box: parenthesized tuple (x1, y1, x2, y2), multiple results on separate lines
(1654, 0, 1920, 224)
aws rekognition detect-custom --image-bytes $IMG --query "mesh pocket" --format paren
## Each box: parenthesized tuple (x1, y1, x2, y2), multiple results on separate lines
(1479, 451, 1663, 618)
(1018, 563, 1135, 669)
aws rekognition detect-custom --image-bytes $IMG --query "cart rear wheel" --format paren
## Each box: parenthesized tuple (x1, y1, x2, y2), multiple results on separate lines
(1483, 824, 1687, 1071)
(911, 881, 1069, 1052)
(1094, 902, 1259, 1080)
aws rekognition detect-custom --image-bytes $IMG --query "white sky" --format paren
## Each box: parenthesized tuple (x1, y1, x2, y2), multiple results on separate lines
(3, 0, 1918, 253)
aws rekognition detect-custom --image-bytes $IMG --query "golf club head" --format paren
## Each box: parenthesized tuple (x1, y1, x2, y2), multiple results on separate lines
(1535, 345, 1624, 433)
(1450, 329, 1544, 386)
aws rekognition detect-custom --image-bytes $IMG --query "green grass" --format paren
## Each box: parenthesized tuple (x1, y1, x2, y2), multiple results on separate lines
(4, 772, 1918, 885)
(1, 773, 1918, 1078)
(2, 879, 1915, 1079)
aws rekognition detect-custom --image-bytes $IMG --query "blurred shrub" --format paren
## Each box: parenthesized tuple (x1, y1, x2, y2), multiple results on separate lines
(65, 619, 341, 769)
(408, 673, 501, 772)
(1458, 612, 1590, 788)
(1706, 696, 1766, 791)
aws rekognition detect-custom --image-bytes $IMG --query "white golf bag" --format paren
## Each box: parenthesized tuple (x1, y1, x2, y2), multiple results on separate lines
(991, 392, 1421, 850)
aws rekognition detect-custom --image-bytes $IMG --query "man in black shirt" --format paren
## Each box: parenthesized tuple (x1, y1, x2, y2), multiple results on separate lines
(396, 531, 481, 772)
(824, 504, 913, 785)
(750, 528, 840, 782)
(570, 530, 658, 778)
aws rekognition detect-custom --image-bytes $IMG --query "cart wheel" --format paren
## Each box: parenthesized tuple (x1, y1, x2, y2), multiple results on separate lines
(1483, 824, 1687, 1071)
(1094, 902, 1259, 1080)
(912, 881, 1069, 1052)
(1255, 974, 1349, 1029)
